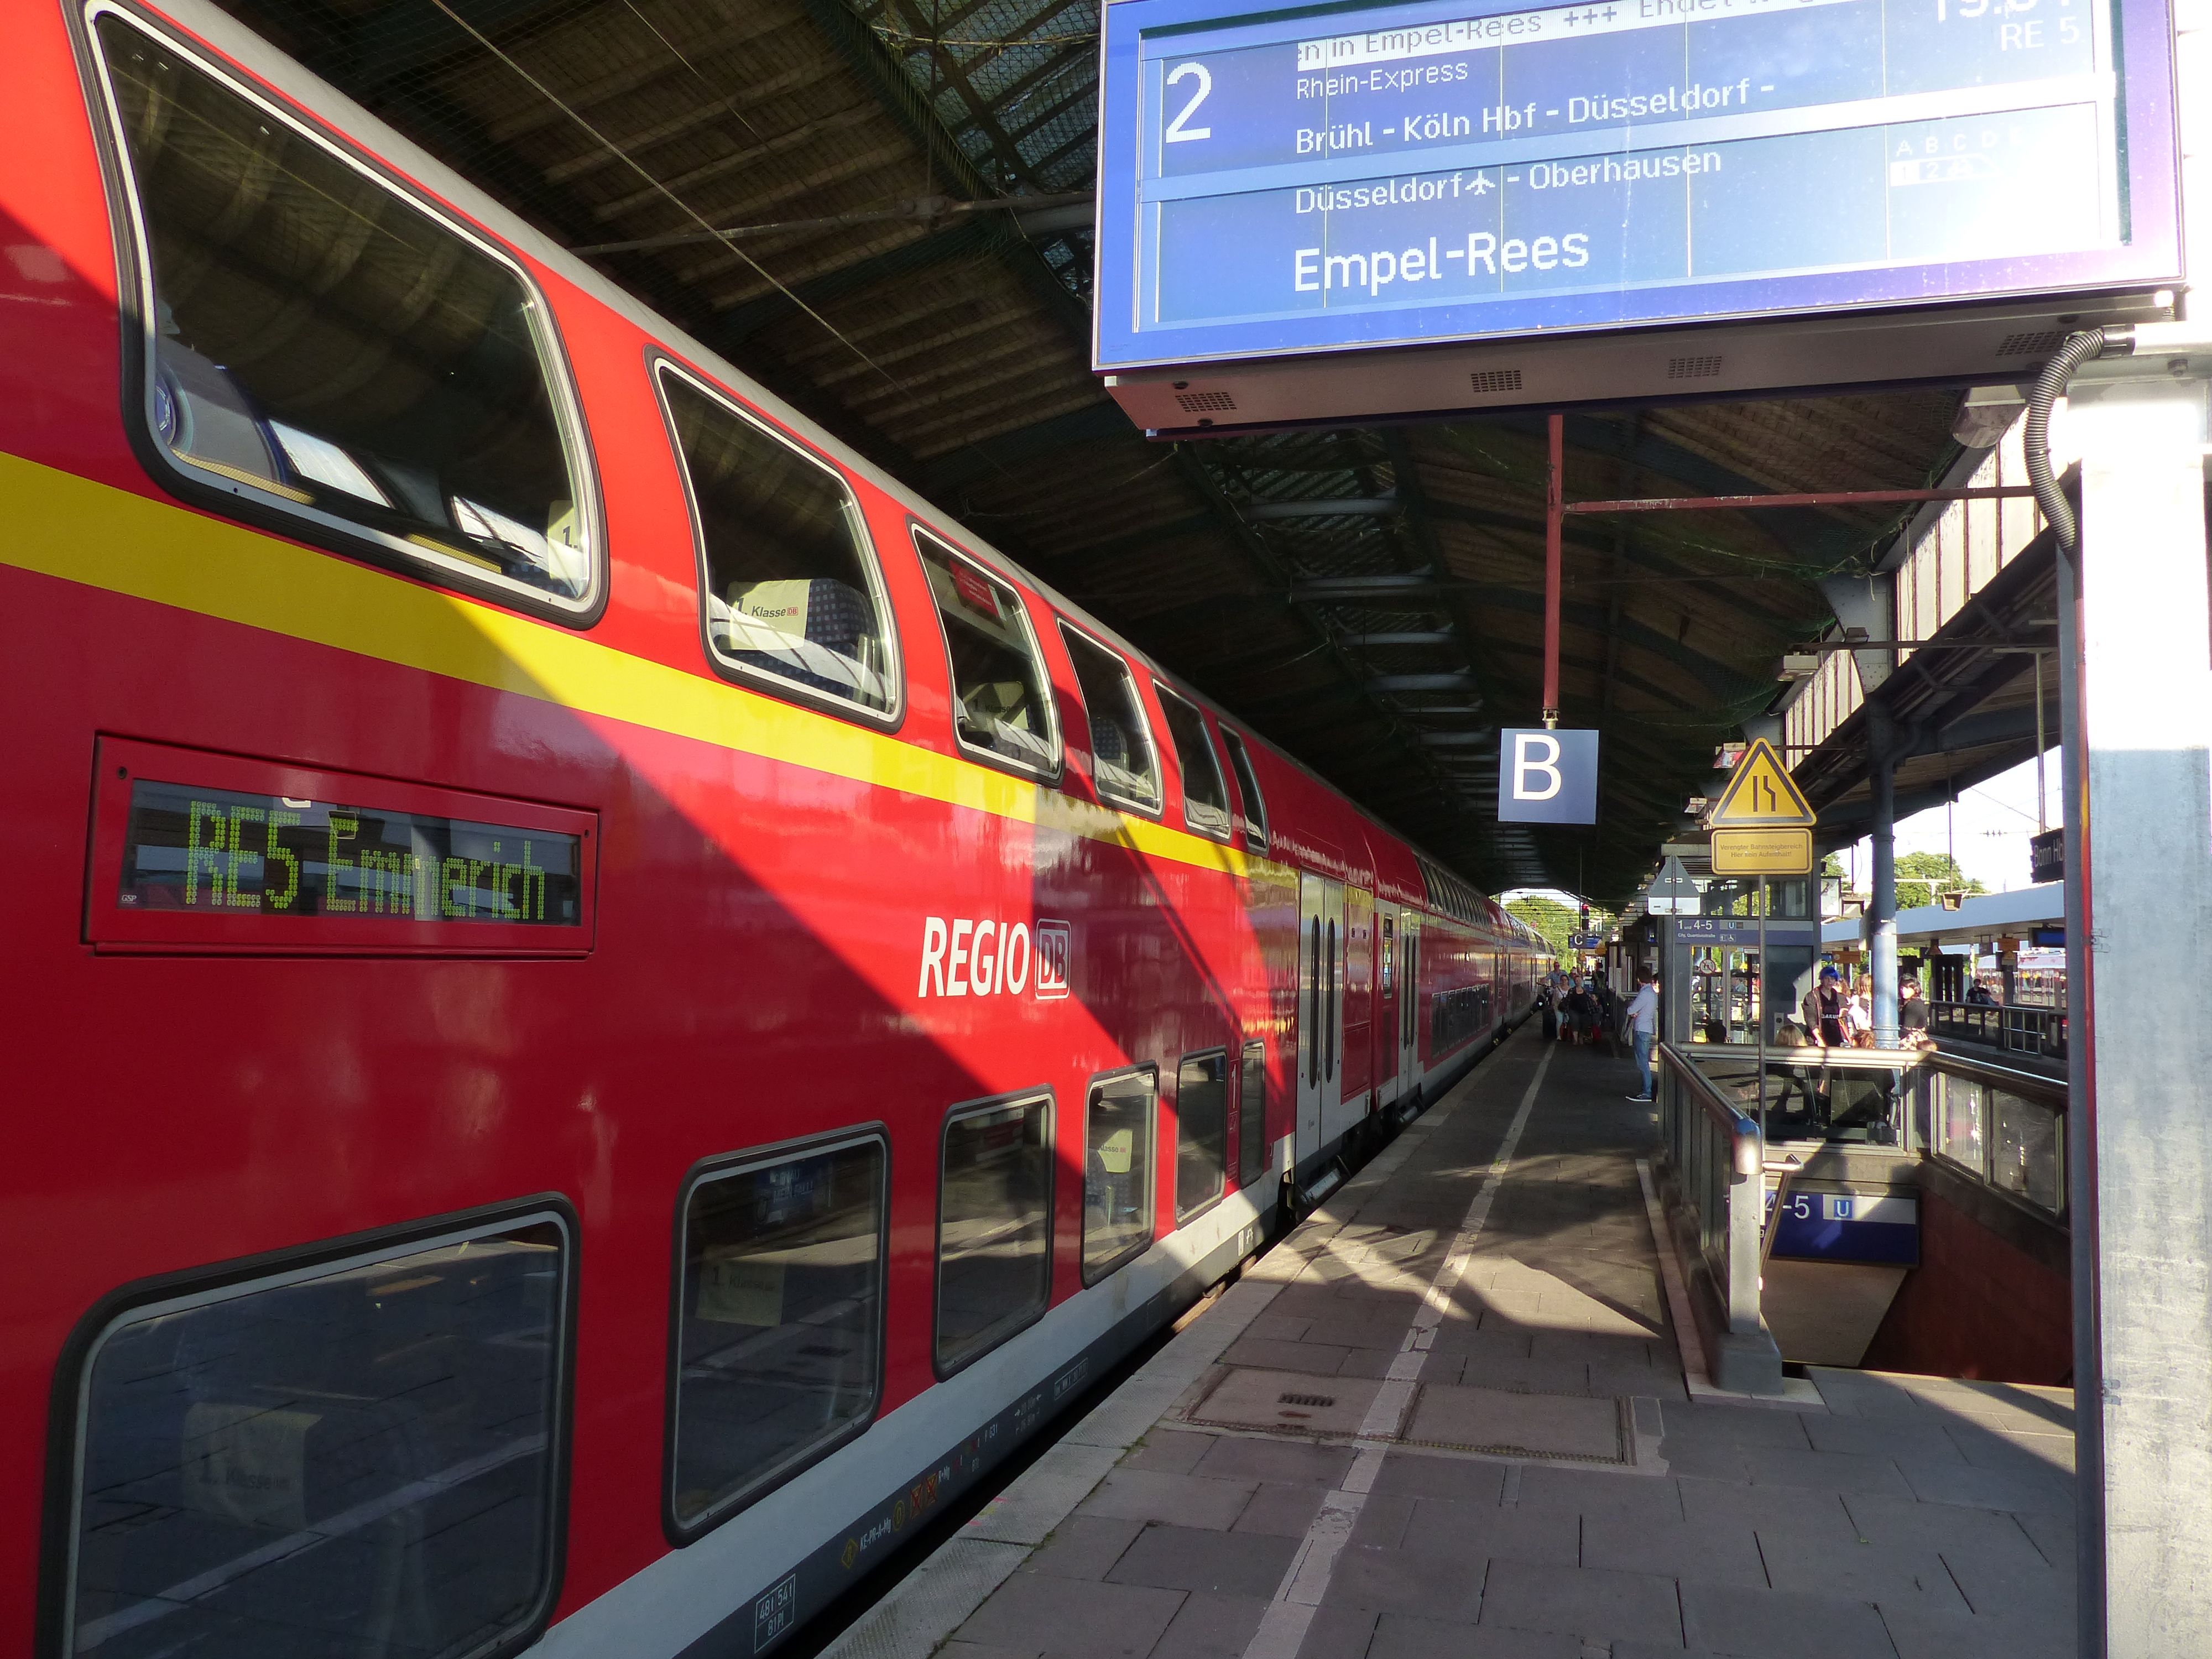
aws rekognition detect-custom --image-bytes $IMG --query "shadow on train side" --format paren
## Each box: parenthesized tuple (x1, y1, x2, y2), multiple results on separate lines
(0, 205, 1304, 1659)
(0, 31, 1519, 1638)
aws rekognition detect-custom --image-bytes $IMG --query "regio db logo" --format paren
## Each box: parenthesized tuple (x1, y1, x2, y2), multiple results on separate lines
(917, 915, 1072, 1000)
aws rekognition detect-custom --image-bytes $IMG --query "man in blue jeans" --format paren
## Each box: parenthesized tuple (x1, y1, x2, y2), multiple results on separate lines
(1623, 967, 1660, 1102)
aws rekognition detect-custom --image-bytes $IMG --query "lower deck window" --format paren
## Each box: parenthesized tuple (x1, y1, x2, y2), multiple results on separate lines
(671, 1137, 884, 1533)
(937, 1096, 1053, 1373)
(60, 1213, 569, 1659)
(1239, 1042, 1268, 1188)
(1432, 984, 1493, 1053)
(1175, 1052, 1228, 1221)
(1083, 1071, 1156, 1281)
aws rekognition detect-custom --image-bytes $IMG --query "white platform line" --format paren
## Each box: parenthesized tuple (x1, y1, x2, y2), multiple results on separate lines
(1240, 1042, 1554, 1659)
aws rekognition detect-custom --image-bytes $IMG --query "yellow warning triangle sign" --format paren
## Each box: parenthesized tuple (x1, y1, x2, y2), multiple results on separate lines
(1705, 737, 1815, 828)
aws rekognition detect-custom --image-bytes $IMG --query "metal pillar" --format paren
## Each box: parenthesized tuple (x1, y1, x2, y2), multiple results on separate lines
(1865, 703, 1899, 1046)
(1542, 412, 1563, 726)
(2064, 372, 2212, 1657)
(1661, 915, 1692, 1048)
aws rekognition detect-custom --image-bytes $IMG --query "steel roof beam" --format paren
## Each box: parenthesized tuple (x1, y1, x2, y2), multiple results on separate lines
(1247, 495, 1397, 520)
(1369, 673, 1478, 693)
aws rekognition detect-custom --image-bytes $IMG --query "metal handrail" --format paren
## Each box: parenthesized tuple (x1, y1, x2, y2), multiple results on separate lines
(1653, 1042, 1782, 1391)
(1927, 999, 2068, 1060)
(1698, 1044, 1931, 1069)
(1659, 1044, 1762, 1177)
(1922, 1046, 2067, 1107)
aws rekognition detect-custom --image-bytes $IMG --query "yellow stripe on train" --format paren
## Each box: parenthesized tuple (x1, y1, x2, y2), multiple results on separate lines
(3, 450, 1275, 881)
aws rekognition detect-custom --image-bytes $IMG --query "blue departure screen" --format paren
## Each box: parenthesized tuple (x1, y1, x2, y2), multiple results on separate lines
(1094, 0, 2179, 369)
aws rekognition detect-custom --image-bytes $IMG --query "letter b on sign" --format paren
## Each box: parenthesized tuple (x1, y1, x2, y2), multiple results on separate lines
(1498, 728, 1598, 823)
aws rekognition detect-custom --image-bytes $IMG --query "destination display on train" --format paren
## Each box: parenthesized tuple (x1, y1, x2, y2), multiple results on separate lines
(117, 780, 585, 926)
(1094, 0, 2174, 368)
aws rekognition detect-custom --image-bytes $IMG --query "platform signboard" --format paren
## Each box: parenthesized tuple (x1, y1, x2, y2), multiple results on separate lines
(1709, 826, 1815, 874)
(1498, 726, 1598, 822)
(1094, 0, 2180, 422)
(1643, 854, 1699, 916)
(1765, 1184, 1919, 1265)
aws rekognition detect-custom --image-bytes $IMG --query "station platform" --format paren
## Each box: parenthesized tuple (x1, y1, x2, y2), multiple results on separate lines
(825, 1029, 2077, 1659)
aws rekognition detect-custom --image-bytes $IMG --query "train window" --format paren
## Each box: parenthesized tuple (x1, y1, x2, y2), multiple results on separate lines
(937, 1094, 1053, 1375)
(1058, 623, 1161, 813)
(670, 1135, 885, 1535)
(1082, 1070, 1157, 1283)
(1239, 1041, 1268, 1188)
(659, 366, 899, 718)
(1219, 728, 1269, 851)
(55, 1208, 570, 1659)
(1153, 687, 1231, 839)
(90, 18, 602, 620)
(917, 531, 1059, 776)
(1175, 1051, 1228, 1222)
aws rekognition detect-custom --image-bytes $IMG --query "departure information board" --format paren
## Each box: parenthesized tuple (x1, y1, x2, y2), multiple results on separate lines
(1093, 0, 2179, 370)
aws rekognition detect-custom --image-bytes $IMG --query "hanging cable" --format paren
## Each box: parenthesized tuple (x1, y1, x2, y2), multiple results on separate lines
(426, 0, 899, 388)
(2023, 326, 2131, 549)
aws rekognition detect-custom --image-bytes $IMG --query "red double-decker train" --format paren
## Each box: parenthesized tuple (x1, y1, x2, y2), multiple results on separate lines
(1, 3, 1544, 1653)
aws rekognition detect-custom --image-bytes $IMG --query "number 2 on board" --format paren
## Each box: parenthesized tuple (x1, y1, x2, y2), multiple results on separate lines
(1164, 62, 1212, 142)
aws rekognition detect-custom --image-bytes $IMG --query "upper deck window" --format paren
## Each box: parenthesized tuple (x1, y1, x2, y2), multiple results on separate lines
(659, 366, 898, 719)
(1058, 623, 1160, 813)
(1154, 686, 1230, 840)
(916, 531, 1058, 778)
(1219, 727, 1268, 852)
(91, 15, 602, 619)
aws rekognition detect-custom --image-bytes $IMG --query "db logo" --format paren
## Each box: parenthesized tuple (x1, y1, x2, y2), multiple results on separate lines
(1034, 920, 1071, 1000)
(917, 915, 1073, 1000)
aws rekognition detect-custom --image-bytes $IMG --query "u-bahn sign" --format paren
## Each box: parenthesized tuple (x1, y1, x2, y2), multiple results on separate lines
(1094, 0, 2182, 432)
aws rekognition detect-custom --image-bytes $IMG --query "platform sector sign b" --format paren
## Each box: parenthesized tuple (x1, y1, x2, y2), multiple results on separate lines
(1498, 728, 1598, 824)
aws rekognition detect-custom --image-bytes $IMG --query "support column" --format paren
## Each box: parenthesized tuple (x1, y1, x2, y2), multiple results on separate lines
(1865, 703, 1899, 1047)
(2065, 372, 2212, 1658)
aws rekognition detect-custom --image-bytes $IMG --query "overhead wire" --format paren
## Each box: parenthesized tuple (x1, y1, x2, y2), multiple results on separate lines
(424, 0, 901, 389)
(615, 0, 761, 139)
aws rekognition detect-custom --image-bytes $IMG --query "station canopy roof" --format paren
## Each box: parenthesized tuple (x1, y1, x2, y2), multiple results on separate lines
(211, 0, 1984, 902)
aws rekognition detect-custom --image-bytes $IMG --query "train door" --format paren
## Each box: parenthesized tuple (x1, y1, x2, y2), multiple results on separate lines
(1294, 873, 1344, 1170)
(1399, 912, 1421, 1094)
(1376, 904, 1400, 1109)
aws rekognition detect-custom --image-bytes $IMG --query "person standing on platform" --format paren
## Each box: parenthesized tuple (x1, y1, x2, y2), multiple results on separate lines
(1802, 966, 1853, 1049)
(1899, 973, 1930, 1041)
(1564, 978, 1594, 1045)
(1623, 969, 1659, 1102)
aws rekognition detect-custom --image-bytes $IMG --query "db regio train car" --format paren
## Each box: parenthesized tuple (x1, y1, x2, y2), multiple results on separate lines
(0, 3, 1545, 1653)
